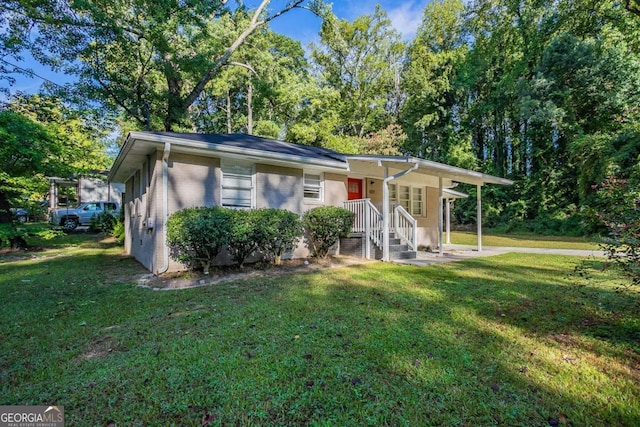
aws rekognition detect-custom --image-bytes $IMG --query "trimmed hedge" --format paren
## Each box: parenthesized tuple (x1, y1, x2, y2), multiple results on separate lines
(166, 205, 354, 271)
(166, 206, 232, 274)
(259, 208, 303, 265)
(166, 206, 305, 271)
(303, 206, 354, 258)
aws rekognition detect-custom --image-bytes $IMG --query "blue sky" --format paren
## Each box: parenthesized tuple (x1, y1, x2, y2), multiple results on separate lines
(2, 0, 430, 96)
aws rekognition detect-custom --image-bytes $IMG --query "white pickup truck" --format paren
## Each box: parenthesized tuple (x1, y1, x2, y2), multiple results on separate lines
(49, 201, 120, 231)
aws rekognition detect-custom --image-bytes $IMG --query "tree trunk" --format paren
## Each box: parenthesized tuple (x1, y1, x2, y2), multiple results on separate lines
(0, 191, 13, 223)
(247, 82, 253, 135)
(226, 89, 232, 133)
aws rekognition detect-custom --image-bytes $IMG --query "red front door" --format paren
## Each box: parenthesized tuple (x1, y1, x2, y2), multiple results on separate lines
(347, 178, 363, 200)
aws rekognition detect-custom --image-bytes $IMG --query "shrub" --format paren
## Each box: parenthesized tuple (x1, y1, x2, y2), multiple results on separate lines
(303, 206, 354, 258)
(259, 209, 303, 265)
(166, 206, 232, 274)
(594, 176, 640, 288)
(227, 209, 265, 268)
(90, 211, 118, 232)
(111, 219, 125, 244)
(0, 223, 28, 249)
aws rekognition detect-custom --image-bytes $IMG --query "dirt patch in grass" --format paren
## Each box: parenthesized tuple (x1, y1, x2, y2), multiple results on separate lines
(75, 336, 128, 362)
(138, 255, 377, 290)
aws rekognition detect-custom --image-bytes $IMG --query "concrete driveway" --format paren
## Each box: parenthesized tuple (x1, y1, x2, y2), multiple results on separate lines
(396, 244, 605, 266)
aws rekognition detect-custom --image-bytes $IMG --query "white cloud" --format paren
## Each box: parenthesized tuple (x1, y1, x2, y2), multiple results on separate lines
(337, 0, 427, 40)
(386, 1, 426, 40)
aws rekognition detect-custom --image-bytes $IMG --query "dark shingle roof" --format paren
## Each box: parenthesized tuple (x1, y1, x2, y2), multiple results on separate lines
(149, 132, 346, 163)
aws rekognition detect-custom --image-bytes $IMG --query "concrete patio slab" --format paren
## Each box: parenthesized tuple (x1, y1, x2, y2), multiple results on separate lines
(394, 244, 605, 266)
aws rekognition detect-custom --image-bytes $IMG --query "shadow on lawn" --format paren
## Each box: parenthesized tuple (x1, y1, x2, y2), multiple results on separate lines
(2, 238, 639, 425)
(286, 259, 640, 425)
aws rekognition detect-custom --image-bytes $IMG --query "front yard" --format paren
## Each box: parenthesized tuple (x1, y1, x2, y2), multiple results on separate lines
(1, 234, 638, 425)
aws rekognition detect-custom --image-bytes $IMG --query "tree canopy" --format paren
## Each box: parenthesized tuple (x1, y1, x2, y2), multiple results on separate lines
(0, 95, 111, 221)
(1, 0, 639, 235)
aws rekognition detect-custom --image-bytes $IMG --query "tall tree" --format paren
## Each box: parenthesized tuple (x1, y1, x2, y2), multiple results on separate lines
(401, 0, 471, 166)
(191, 29, 309, 139)
(310, 6, 405, 140)
(1, 0, 325, 131)
(0, 95, 110, 222)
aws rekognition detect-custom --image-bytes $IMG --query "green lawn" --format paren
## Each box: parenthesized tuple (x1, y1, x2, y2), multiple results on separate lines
(450, 231, 601, 250)
(1, 234, 638, 426)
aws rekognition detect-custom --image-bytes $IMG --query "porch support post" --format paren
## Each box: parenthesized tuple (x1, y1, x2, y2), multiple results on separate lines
(446, 198, 451, 245)
(477, 184, 483, 252)
(382, 162, 418, 261)
(438, 176, 444, 256)
(382, 167, 390, 261)
(49, 179, 57, 210)
(364, 199, 371, 259)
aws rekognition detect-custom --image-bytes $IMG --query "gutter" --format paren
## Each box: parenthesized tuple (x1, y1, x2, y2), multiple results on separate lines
(157, 142, 171, 274)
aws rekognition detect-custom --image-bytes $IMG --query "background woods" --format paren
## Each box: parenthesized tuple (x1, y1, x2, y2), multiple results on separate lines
(1, 0, 639, 233)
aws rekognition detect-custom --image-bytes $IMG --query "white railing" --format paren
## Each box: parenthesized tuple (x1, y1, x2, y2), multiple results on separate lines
(343, 199, 383, 257)
(393, 204, 418, 251)
(344, 198, 417, 257)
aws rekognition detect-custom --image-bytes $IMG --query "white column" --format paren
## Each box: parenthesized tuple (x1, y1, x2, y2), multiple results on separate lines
(438, 176, 443, 256)
(382, 167, 389, 261)
(446, 198, 451, 245)
(477, 184, 482, 252)
(49, 180, 57, 210)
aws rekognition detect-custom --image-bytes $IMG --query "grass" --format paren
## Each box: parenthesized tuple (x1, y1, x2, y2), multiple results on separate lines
(450, 230, 601, 250)
(1, 234, 639, 426)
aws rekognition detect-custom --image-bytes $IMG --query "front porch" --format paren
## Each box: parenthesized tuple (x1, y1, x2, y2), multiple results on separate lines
(338, 155, 513, 262)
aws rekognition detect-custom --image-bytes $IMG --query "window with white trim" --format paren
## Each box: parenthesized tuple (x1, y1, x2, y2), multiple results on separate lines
(304, 172, 323, 202)
(221, 162, 255, 208)
(389, 183, 424, 216)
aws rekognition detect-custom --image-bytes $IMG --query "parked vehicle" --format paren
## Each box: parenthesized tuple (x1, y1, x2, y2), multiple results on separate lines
(10, 208, 28, 223)
(49, 201, 120, 231)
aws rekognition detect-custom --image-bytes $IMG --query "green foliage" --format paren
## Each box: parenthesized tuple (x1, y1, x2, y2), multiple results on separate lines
(226, 209, 264, 268)
(167, 207, 305, 270)
(1, 234, 638, 425)
(594, 176, 640, 287)
(258, 209, 303, 265)
(0, 96, 112, 223)
(90, 211, 118, 232)
(2, 0, 323, 131)
(111, 220, 125, 244)
(303, 206, 354, 258)
(166, 206, 232, 274)
(0, 223, 26, 248)
(311, 5, 405, 139)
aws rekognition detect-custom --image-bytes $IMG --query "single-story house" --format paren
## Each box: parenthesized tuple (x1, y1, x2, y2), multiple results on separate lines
(108, 132, 513, 274)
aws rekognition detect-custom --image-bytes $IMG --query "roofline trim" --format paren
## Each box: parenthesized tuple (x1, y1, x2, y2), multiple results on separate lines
(135, 132, 349, 168)
(346, 154, 514, 186)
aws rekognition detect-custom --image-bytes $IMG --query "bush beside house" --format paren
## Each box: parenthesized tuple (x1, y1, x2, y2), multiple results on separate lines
(166, 206, 353, 272)
(303, 206, 354, 258)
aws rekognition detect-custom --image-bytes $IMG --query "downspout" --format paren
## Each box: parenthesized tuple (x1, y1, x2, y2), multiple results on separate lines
(382, 162, 419, 261)
(445, 198, 451, 245)
(157, 142, 171, 273)
(477, 184, 483, 252)
(438, 176, 443, 256)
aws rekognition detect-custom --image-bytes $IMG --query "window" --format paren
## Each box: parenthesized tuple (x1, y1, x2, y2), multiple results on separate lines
(412, 187, 424, 216)
(221, 162, 255, 208)
(399, 185, 411, 211)
(304, 172, 323, 201)
(388, 183, 424, 216)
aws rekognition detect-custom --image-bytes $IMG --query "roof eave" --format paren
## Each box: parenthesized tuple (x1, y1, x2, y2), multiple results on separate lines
(108, 132, 350, 183)
(345, 154, 514, 186)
